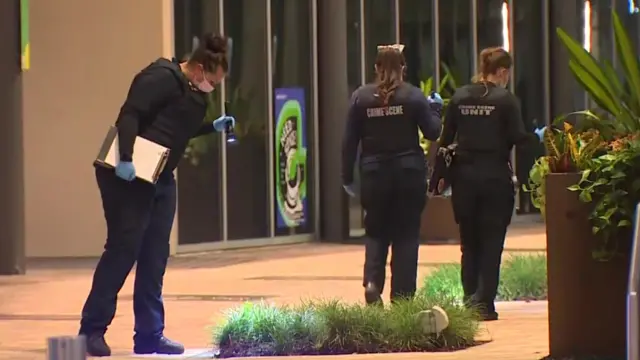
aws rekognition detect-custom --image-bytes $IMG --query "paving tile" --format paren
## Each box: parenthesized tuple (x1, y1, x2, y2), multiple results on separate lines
(0, 229, 548, 360)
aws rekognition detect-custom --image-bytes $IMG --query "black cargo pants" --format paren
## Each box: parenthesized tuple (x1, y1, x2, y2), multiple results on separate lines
(80, 166, 176, 342)
(360, 156, 427, 301)
(450, 165, 515, 313)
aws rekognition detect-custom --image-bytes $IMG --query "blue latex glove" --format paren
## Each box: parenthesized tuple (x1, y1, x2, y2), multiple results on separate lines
(213, 115, 236, 132)
(115, 161, 136, 181)
(534, 126, 547, 142)
(343, 184, 356, 198)
(428, 92, 444, 112)
(428, 92, 444, 105)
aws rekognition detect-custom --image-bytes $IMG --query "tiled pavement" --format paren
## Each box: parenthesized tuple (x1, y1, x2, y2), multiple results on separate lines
(0, 227, 549, 360)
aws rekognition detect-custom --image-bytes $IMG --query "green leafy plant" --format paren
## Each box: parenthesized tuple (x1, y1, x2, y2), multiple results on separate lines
(526, 11, 640, 245)
(541, 120, 605, 172)
(526, 157, 551, 214)
(548, 11, 640, 259)
(418, 64, 459, 156)
(566, 135, 640, 259)
(543, 123, 578, 173)
(523, 122, 605, 216)
(557, 12, 640, 136)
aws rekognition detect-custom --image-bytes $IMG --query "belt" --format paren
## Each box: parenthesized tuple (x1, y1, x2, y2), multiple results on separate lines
(361, 151, 424, 171)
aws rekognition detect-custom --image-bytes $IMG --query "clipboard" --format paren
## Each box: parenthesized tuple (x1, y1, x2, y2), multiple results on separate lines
(94, 126, 170, 184)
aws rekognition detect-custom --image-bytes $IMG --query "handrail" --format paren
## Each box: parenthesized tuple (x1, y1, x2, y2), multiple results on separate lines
(627, 204, 640, 360)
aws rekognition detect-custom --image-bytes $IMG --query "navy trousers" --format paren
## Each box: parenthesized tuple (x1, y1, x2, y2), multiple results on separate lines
(450, 165, 514, 313)
(360, 161, 426, 300)
(80, 166, 176, 341)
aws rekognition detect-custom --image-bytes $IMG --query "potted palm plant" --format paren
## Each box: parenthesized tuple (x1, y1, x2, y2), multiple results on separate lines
(527, 11, 640, 358)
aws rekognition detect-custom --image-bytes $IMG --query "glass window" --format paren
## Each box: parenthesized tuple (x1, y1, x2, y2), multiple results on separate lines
(548, 0, 587, 114)
(584, 1, 614, 111)
(347, 0, 363, 94)
(174, 0, 224, 244)
(347, 0, 364, 236)
(590, 0, 615, 63)
(364, 0, 397, 83)
(271, 0, 314, 235)
(224, 0, 270, 240)
(615, 0, 640, 66)
(440, 0, 473, 86)
(513, 0, 545, 214)
(174, 0, 220, 60)
(574, 0, 588, 110)
(399, 0, 435, 87)
(477, 0, 507, 51)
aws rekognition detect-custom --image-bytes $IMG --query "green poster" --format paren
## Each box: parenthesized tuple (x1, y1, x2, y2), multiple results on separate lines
(21, 0, 30, 71)
(274, 88, 308, 228)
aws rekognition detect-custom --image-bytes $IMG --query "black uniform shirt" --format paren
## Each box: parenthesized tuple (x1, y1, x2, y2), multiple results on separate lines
(342, 82, 442, 184)
(115, 58, 217, 172)
(439, 82, 537, 179)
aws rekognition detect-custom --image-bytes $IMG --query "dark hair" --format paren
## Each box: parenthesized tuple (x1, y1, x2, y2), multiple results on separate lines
(375, 47, 405, 105)
(187, 33, 229, 73)
(471, 47, 512, 96)
(472, 47, 512, 82)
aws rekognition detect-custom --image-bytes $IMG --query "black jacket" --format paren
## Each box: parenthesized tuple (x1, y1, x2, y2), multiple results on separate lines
(115, 58, 216, 172)
(438, 82, 537, 180)
(342, 82, 442, 184)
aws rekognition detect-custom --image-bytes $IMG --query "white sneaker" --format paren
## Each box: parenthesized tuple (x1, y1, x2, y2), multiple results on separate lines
(417, 306, 450, 334)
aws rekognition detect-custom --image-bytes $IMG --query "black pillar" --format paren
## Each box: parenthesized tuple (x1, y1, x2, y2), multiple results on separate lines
(318, 0, 349, 242)
(0, 0, 26, 275)
(549, 0, 583, 117)
(614, 0, 640, 50)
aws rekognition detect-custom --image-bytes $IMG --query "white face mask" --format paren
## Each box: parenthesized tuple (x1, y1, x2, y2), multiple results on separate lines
(197, 80, 214, 93)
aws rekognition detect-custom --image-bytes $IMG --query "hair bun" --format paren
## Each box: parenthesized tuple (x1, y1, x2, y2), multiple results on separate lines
(480, 48, 493, 61)
(202, 33, 228, 54)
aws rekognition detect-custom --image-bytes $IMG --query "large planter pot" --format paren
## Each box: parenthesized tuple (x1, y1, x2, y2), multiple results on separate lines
(420, 196, 459, 244)
(545, 173, 631, 358)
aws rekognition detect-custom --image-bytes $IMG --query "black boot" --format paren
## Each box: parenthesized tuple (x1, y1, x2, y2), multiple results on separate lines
(465, 297, 499, 321)
(134, 336, 185, 355)
(478, 300, 499, 321)
(364, 282, 383, 306)
(480, 311, 499, 321)
(84, 334, 111, 357)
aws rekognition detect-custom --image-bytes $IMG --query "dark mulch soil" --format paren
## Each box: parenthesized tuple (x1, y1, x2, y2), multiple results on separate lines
(497, 295, 548, 302)
(216, 340, 321, 358)
(215, 340, 482, 358)
(539, 356, 624, 360)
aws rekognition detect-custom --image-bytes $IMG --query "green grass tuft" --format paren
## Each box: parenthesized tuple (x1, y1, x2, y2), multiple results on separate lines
(418, 253, 547, 302)
(213, 296, 479, 357)
(416, 263, 465, 305)
(499, 253, 547, 301)
(211, 253, 546, 357)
